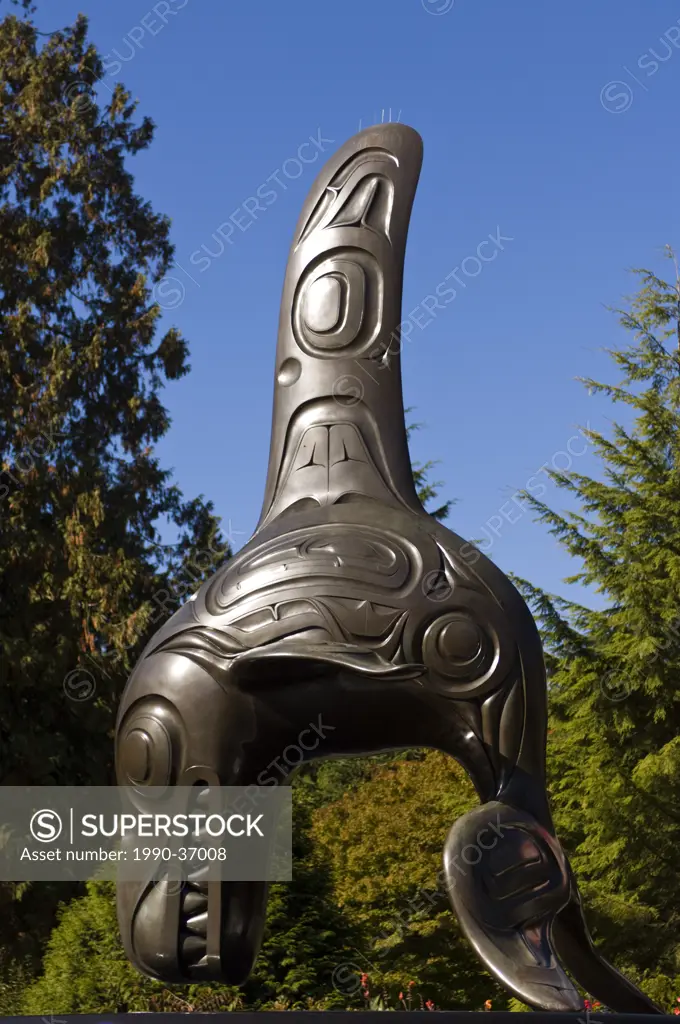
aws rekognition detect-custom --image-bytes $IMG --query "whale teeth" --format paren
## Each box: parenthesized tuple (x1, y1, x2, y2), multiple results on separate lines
(191, 786, 211, 808)
(186, 863, 210, 883)
(185, 911, 208, 937)
(182, 890, 208, 914)
(180, 932, 206, 965)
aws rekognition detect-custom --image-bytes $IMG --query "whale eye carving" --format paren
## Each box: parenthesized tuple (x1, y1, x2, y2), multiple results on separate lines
(293, 248, 383, 358)
(122, 728, 154, 785)
(117, 698, 184, 790)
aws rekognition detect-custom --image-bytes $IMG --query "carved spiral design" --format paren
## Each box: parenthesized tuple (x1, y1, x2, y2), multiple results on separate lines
(423, 612, 489, 678)
(411, 588, 515, 699)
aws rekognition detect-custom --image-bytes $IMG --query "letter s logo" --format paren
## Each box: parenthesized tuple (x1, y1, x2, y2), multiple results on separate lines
(30, 809, 63, 842)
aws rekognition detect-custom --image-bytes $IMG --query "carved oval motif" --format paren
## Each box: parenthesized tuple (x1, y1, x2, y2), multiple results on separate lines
(277, 357, 302, 386)
(303, 274, 343, 333)
(445, 802, 570, 934)
(123, 728, 152, 784)
(117, 699, 184, 794)
(292, 248, 383, 358)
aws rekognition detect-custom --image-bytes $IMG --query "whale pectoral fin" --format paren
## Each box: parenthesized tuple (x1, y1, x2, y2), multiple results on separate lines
(443, 801, 582, 1013)
(229, 641, 425, 686)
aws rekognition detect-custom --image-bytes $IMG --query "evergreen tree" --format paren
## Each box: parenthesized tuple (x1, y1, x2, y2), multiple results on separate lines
(514, 252, 680, 1010)
(20, 793, 361, 1014)
(0, 4, 471, 1012)
(15, 432, 456, 1014)
(0, 1, 226, 997)
(0, 5, 225, 788)
(408, 414, 453, 522)
(309, 752, 508, 1011)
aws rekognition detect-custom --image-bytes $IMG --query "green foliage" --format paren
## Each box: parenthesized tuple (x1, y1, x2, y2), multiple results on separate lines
(0, 7, 226, 791)
(18, 757, 502, 1014)
(9, 3, 680, 1018)
(22, 882, 151, 1014)
(508, 997, 531, 1012)
(19, 794, 361, 1014)
(0, 3, 226, 1003)
(514, 251, 680, 1004)
(237, 793, 364, 1009)
(0, 947, 33, 1015)
(309, 752, 509, 1011)
(0, 6, 466, 1012)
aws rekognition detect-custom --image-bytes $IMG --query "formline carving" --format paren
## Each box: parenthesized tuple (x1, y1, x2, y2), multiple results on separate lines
(114, 124, 663, 1015)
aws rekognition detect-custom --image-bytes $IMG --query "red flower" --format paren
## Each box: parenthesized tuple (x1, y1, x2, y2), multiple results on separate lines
(673, 1009, 680, 1016)
(425, 1000, 435, 1011)
(408, 980, 416, 988)
(399, 993, 404, 1001)
(584, 1000, 591, 1010)
(484, 1000, 492, 1010)
(360, 974, 368, 987)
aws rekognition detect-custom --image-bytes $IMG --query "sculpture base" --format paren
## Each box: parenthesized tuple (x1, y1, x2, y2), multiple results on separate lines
(3, 1014, 674, 1022)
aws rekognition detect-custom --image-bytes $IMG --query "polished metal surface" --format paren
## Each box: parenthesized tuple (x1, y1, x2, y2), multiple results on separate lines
(114, 125, 661, 1014)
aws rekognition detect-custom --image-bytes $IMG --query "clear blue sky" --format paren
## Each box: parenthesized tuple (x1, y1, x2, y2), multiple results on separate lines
(42, 0, 680, 602)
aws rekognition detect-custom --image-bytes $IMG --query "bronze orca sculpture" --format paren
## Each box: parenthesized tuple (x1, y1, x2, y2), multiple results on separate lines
(115, 124, 660, 1014)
